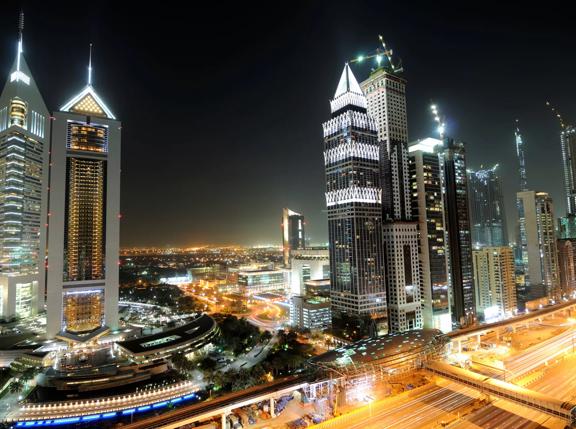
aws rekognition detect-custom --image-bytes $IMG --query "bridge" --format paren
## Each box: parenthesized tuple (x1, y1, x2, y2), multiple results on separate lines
(447, 298, 576, 352)
(426, 361, 576, 423)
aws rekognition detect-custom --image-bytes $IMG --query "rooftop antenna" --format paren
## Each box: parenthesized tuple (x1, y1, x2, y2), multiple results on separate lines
(88, 43, 93, 86)
(16, 11, 24, 72)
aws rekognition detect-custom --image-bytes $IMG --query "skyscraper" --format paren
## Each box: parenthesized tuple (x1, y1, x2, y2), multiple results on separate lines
(472, 247, 517, 321)
(515, 124, 529, 263)
(517, 191, 560, 300)
(361, 63, 410, 221)
(409, 138, 451, 332)
(281, 208, 305, 267)
(0, 15, 49, 320)
(467, 165, 508, 248)
(557, 239, 576, 298)
(323, 64, 386, 317)
(561, 126, 576, 216)
(46, 51, 121, 338)
(440, 138, 475, 326)
(360, 54, 422, 333)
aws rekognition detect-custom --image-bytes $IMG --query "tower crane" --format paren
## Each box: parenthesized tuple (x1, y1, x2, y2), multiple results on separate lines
(546, 101, 567, 129)
(349, 35, 403, 73)
(430, 103, 446, 139)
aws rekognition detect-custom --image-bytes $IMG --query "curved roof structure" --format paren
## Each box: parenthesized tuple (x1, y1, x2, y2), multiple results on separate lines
(311, 329, 449, 369)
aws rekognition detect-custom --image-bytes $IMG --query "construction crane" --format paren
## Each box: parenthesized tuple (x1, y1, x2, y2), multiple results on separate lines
(349, 35, 403, 73)
(430, 103, 446, 139)
(545, 101, 567, 129)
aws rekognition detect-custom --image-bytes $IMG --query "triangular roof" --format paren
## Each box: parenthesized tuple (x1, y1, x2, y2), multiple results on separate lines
(0, 52, 49, 125)
(60, 85, 116, 119)
(334, 63, 363, 99)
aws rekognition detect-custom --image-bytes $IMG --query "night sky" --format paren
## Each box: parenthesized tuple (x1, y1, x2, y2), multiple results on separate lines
(1, 2, 575, 247)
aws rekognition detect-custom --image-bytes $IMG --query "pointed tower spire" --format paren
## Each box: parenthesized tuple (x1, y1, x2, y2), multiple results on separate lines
(330, 63, 366, 114)
(515, 119, 528, 192)
(16, 11, 24, 72)
(88, 43, 93, 86)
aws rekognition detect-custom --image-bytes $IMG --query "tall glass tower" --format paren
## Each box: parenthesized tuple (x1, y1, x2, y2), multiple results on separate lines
(440, 138, 475, 326)
(467, 165, 508, 248)
(46, 52, 120, 339)
(323, 64, 386, 317)
(0, 15, 50, 320)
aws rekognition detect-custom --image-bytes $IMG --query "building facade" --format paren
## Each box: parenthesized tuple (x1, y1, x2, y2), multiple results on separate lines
(467, 165, 508, 248)
(282, 208, 305, 267)
(472, 247, 517, 321)
(0, 23, 49, 320)
(440, 138, 475, 326)
(360, 59, 423, 334)
(290, 296, 331, 331)
(557, 239, 576, 298)
(361, 67, 410, 221)
(561, 126, 576, 216)
(515, 124, 529, 263)
(323, 64, 386, 317)
(46, 70, 120, 338)
(516, 191, 560, 300)
(238, 269, 287, 296)
(409, 138, 451, 332)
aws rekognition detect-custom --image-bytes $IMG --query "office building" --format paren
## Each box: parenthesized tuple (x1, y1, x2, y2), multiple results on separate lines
(360, 50, 423, 333)
(290, 296, 331, 331)
(408, 138, 451, 332)
(0, 16, 49, 320)
(467, 165, 508, 247)
(557, 239, 576, 298)
(238, 269, 287, 295)
(46, 52, 121, 339)
(515, 124, 528, 262)
(440, 138, 475, 326)
(282, 208, 305, 267)
(322, 64, 386, 317)
(516, 191, 560, 300)
(472, 247, 517, 321)
(561, 126, 576, 216)
(289, 248, 329, 296)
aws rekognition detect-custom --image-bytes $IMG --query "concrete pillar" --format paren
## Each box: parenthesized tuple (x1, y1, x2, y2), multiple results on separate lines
(477, 334, 481, 344)
(457, 340, 462, 353)
(221, 412, 228, 429)
(270, 398, 275, 418)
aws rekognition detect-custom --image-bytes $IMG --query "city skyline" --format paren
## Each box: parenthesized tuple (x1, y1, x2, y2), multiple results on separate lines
(0, 3, 574, 246)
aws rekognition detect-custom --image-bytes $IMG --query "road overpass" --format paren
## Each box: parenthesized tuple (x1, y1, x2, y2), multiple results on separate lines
(426, 361, 576, 423)
(447, 298, 576, 352)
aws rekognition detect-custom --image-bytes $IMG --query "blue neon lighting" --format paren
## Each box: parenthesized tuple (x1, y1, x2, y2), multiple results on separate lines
(52, 417, 81, 425)
(13, 390, 202, 427)
(82, 414, 101, 421)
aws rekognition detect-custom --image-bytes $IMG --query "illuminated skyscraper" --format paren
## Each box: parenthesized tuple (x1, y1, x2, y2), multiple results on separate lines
(360, 53, 422, 333)
(467, 165, 508, 248)
(0, 15, 49, 320)
(440, 138, 475, 326)
(281, 208, 305, 267)
(557, 239, 576, 298)
(561, 126, 576, 216)
(515, 124, 529, 263)
(46, 50, 120, 338)
(323, 64, 386, 317)
(472, 246, 516, 321)
(517, 191, 560, 300)
(409, 138, 451, 332)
